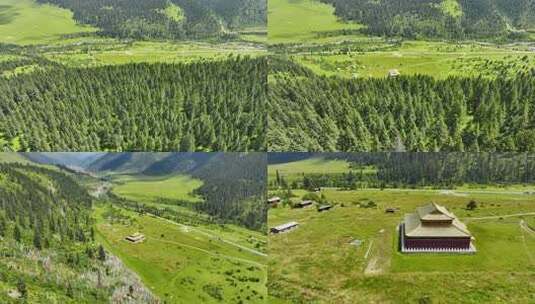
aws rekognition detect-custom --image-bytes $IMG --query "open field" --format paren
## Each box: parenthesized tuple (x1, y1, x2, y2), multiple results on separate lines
(112, 175, 204, 203)
(95, 205, 267, 304)
(0, 0, 96, 45)
(268, 157, 352, 181)
(268, 0, 362, 44)
(294, 41, 535, 79)
(268, 188, 535, 303)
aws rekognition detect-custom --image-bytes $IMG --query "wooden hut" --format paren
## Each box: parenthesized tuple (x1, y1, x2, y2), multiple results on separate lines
(270, 221, 299, 234)
(400, 203, 475, 253)
(388, 69, 400, 77)
(317, 204, 332, 212)
(125, 232, 145, 244)
(296, 200, 314, 208)
(267, 197, 281, 205)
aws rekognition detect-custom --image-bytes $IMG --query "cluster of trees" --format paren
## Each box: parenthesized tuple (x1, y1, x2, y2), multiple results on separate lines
(270, 153, 535, 189)
(269, 66, 535, 152)
(37, 0, 266, 40)
(321, 0, 534, 40)
(0, 57, 267, 152)
(0, 164, 93, 249)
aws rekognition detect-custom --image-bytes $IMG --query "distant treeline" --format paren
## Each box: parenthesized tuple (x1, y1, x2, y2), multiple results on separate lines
(321, 0, 535, 40)
(0, 57, 267, 152)
(36, 0, 266, 40)
(271, 153, 535, 189)
(191, 153, 267, 231)
(269, 64, 535, 152)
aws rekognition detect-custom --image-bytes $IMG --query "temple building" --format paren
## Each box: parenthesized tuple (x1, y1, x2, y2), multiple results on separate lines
(400, 203, 476, 253)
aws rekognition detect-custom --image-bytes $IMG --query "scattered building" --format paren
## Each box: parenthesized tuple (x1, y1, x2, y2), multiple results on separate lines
(318, 204, 333, 212)
(388, 69, 400, 77)
(125, 232, 145, 244)
(313, 187, 321, 192)
(400, 203, 476, 253)
(296, 200, 314, 208)
(267, 197, 281, 204)
(385, 207, 399, 213)
(350, 239, 363, 247)
(270, 221, 299, 234)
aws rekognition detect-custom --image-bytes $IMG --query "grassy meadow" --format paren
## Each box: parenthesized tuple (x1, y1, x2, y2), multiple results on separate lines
(268, 0, 362, 44)
(0, 0, 96, 45)
(94, 205, 267, 304)
(268, 188, 535, 303)
(112, 175, 204, 203)
(269, 0, 535, 79)
(268, 157, 352, 181)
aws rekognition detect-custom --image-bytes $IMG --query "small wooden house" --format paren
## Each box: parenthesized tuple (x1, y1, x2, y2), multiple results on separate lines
(296, 200, 314, 208)
(388, 69, 400, 77)
(125, 232, 145, 244)
(318, 204, 332, 212)
(267, 197, 281, 205)
(270, 221, 299, 234)
(385, 207, 398, 213)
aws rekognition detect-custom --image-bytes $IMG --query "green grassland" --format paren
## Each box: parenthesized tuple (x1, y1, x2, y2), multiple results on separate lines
(94, 205, 267, 304)
(112, 175, 204, 203)
(0, 0, 96, 45)
(268, 188, 535, 303)
(269, 0, 535, 79)
(268, 157, 351, 180)
(268, 0, 362, 44)
(0, 153, 31, 164)
(294, 41, 535, 79)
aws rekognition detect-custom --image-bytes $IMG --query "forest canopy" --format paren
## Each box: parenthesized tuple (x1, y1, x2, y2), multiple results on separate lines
(36, 0, 267, 40)
(321, 0, 535, 40)
(269, 61, 535, 152)
(0, 57, 267, 152)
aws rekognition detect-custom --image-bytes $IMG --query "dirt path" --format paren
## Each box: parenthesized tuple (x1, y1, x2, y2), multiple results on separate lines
(146, 236, 265, 268)
(150, 214, 268, 257)
(464, 212, 535, 221)
(519, 220, 535, 266)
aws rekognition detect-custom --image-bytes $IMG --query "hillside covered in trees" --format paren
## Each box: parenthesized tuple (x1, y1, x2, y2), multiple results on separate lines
(0, 57, 267, 152)
(0, 163, 156, 302)
(322, 0, 535, 40)
(269, 62, 535, 152)
(35, 0, 266, 40)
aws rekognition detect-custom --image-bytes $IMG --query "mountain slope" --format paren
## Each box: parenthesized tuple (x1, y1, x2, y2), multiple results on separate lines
(35, 0, 266, 40)
(0, 163, 157, 302)
(322, 0, 535, 39)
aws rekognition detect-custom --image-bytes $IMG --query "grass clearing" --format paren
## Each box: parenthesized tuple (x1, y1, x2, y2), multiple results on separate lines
(268, 188, 535, 303)
(94, 205, 267, 303)
(0, 0, 96, 45)
(268, 0, 362, 44)
(113, 175, 204, 203)
(268, 157, 351, 178)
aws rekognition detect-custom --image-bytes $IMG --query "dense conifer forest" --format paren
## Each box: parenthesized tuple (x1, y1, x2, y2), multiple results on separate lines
(0, 57, 267, 152)
(0, 163, 155, 302)
(269, 63, 535, 152)
(270, 153, 535, 189)
(36, 0, 266, 40)
(321, 0, 535, 40)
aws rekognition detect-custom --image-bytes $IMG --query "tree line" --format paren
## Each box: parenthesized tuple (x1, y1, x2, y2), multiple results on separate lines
(269, 64, 535, 152)
(0, 57, 267, 152)
(270, 153, 535, 189)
